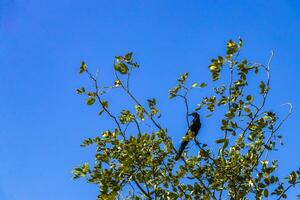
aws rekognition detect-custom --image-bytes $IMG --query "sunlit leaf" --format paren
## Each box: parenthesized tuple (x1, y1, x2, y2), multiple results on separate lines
(114, 79, 121, 87)
(76, 87, 85, 94)
(80, 61, 87, 74)
(124, 52, 133, 62)
(200, 82, 207, 88)
(114, 62, 129, 74)
(86, 97, 96, 106)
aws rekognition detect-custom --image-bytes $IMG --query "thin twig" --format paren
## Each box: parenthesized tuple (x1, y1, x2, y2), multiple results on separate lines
(127, 67, 132, 90)
(133, 118, 142, 137)
(276, 181, 300, 200)
(133, 179, 152, 199)
(86, 70, 126, 140)
(176, 94, 190, 127)
(241, 51, 274, 138)
(257, 102, 292, 163)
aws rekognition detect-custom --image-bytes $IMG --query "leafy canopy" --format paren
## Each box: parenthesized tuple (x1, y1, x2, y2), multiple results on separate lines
(73, 39, 300, 200)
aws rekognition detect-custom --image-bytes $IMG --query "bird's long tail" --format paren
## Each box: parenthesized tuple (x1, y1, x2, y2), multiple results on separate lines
(175, 140, 189, 160)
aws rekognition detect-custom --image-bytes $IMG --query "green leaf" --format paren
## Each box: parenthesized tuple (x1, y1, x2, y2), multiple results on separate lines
(119, 110, 135, 124)
(80, 61, 87, 73)
(147, 98, 159, 116)
(115, 56, 124, 62)
(263, 189, 269, 197)
(101, 100, 108, 108)
(255, 67, 259, 74)
(226, 39, 239, 58)
(209, 65, 218, 71)
(191, 83, 198, 88)
(87, 92, 96, 97)
(218, 97, 227, 106)
(135, 105, 145, 121)
(114, 79, 121, 87)
(169, 85, 181, 99)
(72, 163, 90, 179)
(238, 37, 243, 48)
(200, 82, 207, 88)
(80, 138, 93, 147)
(86, 97, 96, 106)
(223, 139, 229, 148)
(114, 62, 129, 74)
(258, 183, 266, 188)
(259, 81, 267, 94)
(178, 72, 188, 84)
(244, 107, 252, 114)
(246, 95, 254, 102)
(205, 113, 213, 118)
(124, 52, 133, 62)
(288, 171, 297, 184)
(76, 87, 85, 94)
(225, 110, 235, 119)
(215, 138, 228, 144)
(208, 63, 221, 81)
(99, 109, 104, 116)
(82, 163, 90, 173)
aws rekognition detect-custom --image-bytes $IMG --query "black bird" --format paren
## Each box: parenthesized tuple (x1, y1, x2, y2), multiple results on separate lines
(175, 112, 201, 160)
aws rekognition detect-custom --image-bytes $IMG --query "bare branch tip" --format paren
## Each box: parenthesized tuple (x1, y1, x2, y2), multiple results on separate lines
(281, 102, 293, 114)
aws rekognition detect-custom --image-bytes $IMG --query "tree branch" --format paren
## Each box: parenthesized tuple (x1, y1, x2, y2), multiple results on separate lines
(133, 178, 152, 199)
(86, 70, 126, 140)
(277, 181, 300, 200)
(114, 69, 163, 131)
(176, 93, 190, 127)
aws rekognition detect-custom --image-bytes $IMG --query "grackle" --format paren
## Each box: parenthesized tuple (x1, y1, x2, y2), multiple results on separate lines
(175, 112, 201, 160)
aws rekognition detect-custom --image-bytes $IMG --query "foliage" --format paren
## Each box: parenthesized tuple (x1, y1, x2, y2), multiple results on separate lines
(72, 40, 300, 199)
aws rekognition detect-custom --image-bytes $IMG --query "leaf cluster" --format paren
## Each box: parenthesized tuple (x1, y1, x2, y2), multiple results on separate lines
(73, 40, 300, 200)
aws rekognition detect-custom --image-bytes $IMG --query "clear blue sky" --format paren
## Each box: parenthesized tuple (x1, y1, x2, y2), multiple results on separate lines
(0, 0, 300, 199)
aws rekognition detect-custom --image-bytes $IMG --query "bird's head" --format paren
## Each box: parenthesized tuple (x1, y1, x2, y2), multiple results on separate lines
(188, 112, 200, 119)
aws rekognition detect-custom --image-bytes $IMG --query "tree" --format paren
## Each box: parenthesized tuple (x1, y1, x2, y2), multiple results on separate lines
(72, 39, 300, 199)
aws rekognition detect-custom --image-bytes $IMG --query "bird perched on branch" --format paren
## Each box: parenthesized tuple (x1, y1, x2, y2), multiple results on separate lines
(175, 112, 201, 160)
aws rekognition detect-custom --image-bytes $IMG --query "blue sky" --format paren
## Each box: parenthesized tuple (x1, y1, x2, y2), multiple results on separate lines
(0, 0, 300, 199)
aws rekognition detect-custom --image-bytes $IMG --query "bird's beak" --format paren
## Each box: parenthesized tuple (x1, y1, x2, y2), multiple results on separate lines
(188, 113, 193, 116)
